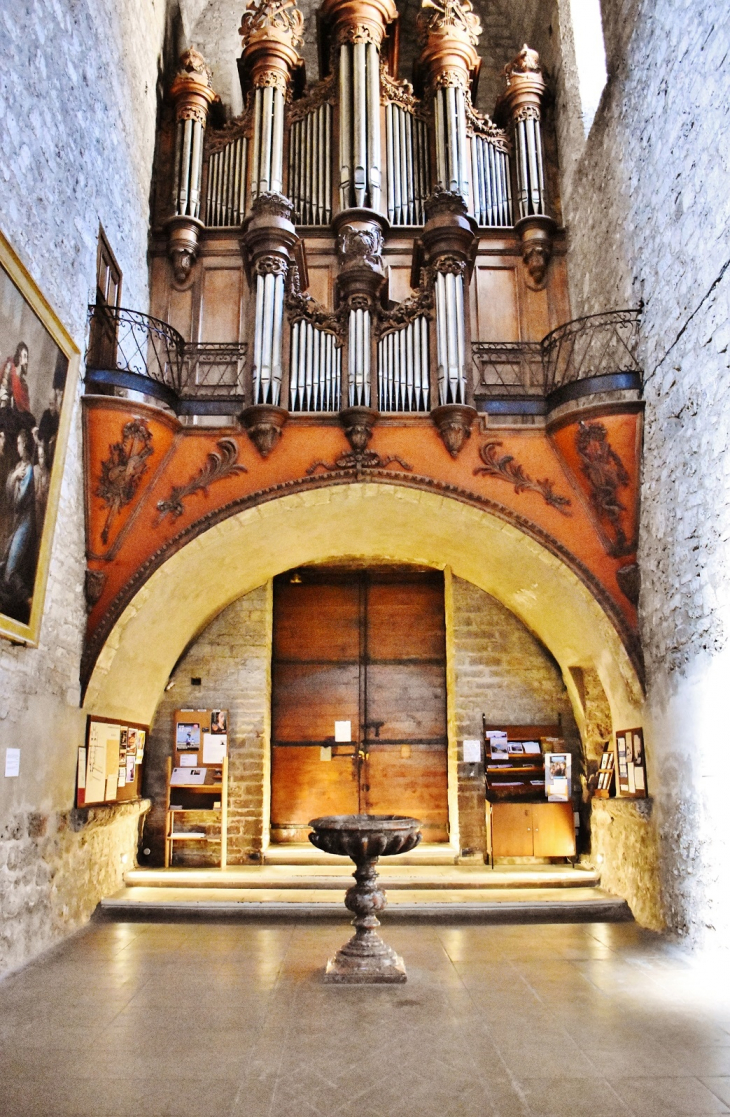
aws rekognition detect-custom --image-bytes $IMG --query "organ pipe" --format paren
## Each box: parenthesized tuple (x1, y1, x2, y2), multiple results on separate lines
(435, 269, 467, 405)
(377, 317, 430, 412)
(348, 307, 371, 407)
(289, 321, 342, 411)
(337, 38, 384, 212)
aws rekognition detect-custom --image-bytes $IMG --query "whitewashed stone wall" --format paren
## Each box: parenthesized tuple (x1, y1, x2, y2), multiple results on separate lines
(0, 0, 166, 975)
(553, 0, 730, 945)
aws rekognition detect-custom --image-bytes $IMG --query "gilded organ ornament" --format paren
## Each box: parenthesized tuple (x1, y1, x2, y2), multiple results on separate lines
(238, 0, 304, 51)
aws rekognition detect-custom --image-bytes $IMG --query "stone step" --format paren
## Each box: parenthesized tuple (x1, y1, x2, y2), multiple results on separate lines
(100, 884, 631, 924)
(263, 842, 459, 865)
(125, 864, 601, 891)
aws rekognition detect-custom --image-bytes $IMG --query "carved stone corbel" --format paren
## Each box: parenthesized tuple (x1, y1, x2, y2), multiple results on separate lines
(240, 402, 288, 457)
(339, 405, 379, 453)
(430, 402, 476, 458)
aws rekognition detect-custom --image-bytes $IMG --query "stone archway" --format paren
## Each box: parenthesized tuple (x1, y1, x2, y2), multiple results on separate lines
(84, 481, 644, 732)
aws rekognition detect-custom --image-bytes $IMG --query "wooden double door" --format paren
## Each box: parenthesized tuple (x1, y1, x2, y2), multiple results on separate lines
(271, 568, 449, 843)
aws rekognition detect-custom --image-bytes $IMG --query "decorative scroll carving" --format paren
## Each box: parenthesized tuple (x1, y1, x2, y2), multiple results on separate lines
(465, 96, 511, 151)
(575, 421, 631, 552)
(288, 74, 336, 122)
(503, 43, 542, 83)
(205, 113, 251, 153)
(514, 104, 542, 123)
(337, 22, 381, 45)
(307, 449, 412, 474)
(338, 226, 384, 270)
(84, 569, 107, 612)
(239, 0, 304, 50)
(250, 191, 294, 221)
(156, 438, 247, 522)
(96, 419, 154, 546)
(474, 440, 572, 515)
(379, 64, 427, 116)
(285, 266, 343, 336)
(417, 0, 482, 48)
(175, 48, 214, 88)
(432, 253, 468, 277)
(176, 103, 208, 125)
(375, 286, 434, 339)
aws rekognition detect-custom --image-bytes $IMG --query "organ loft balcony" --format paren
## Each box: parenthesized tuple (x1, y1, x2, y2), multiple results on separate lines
(80, 0, 644, 691)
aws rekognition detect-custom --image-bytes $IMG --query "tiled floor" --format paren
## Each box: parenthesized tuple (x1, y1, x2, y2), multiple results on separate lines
(0, 918, 729, 1116)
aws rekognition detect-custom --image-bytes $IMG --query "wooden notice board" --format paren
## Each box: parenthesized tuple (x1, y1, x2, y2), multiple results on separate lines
(77, 715, 148, 807)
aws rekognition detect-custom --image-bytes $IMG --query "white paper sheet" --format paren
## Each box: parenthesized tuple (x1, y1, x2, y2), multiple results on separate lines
(4, 748, 20, 778)
(462, 739, 482, 763)
(85, 723, 108, 804)
(105, 774, 118, 800)
(77, 748, 86, 790)
(170, 767, 206, 785)
(202, 733, 227, 763)
(334, 721, 352, 743)
(320, 746, 332, 762)
(180, 754, 198, 767)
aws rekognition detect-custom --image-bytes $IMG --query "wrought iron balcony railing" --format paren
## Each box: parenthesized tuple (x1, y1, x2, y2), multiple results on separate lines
(85, 305, 247, 414)
(472, 308, 642, 413)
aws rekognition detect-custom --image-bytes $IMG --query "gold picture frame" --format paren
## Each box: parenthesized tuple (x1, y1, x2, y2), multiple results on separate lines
(0, 229, 80, 645)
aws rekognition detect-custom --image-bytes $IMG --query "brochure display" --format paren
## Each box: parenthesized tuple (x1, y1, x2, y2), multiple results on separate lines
(164, 709, 229, 867)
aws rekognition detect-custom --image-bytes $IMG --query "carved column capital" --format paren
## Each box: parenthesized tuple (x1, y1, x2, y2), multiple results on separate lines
(320, 0, 397, 49)
(239, 0, 304, 87)
(416, 0, 481, 92)
(421, 190, 477, 269)
(241, 192, 298, 271)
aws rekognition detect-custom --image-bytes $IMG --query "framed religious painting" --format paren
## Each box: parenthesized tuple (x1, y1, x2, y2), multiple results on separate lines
(0, 229, 79, 644)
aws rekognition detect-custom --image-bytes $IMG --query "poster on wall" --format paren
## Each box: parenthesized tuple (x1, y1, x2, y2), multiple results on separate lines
(0, 229, 79, 646)
(545, 752, 572, 802)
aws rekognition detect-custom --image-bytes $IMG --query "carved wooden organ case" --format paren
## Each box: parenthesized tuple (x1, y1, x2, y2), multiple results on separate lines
(81, 0, 644, 690)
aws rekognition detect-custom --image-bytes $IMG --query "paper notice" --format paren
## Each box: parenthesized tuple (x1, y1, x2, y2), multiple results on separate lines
(126, 754, 136, 783)
(462, 739, 482, 763)
(180, 754, 198, 767)
(4, 748, 20, 778)
(170, 767, 206, 785)
(320, 746, 332, 762)
(85, 723, 108, 804)
(634, 766, 646, 791)
(77, 748, 87, 790)
(334, 721, 352, 743)
(105, 773, 118, 801)
(135, 730, 146, 764)
(627, 763, 636, 794)
(548, 777, 569, 802)
(117, 765, 126, 788)
(202, 733, 227, 764)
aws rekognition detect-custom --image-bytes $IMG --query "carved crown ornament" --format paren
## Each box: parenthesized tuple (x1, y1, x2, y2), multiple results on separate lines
(417, 0, 482, 48)
(374, 285, 434, 340)
(239, 0, 304, 51)
(175, 47, 214, 88)
(503, 43, 542, 83)
(379, 65, 423, 115)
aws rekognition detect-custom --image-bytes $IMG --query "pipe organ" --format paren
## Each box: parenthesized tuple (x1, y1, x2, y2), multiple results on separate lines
(152, 0, 563, 456)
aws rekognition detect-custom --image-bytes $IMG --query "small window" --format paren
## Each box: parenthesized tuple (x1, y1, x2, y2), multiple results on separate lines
(569, 0, 608, 135)
(96, 227, 122, 309)
(88, 228, 122, 372)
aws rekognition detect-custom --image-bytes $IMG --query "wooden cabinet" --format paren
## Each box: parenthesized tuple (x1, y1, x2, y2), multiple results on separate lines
(490, 800, 575, 859)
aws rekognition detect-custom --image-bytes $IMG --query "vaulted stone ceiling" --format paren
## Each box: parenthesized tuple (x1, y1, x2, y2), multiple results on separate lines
(175, 0, 552, 120)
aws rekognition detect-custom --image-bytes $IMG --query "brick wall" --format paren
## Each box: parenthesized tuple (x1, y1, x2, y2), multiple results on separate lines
(142, 584, 271, 865)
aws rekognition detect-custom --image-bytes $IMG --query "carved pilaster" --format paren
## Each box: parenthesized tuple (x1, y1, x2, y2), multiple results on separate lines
(166, 49, 218, 286)
(496, 44, 554, 289)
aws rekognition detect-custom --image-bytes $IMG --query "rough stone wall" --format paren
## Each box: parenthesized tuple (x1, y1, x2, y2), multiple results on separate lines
(0, 0, 166, 975)
(0, 800, 149, 976)
(552, 0, 730, 945)
(142, 585, 271, 865)
(591, 798, 663, 930)
(450, 577, 579, 856)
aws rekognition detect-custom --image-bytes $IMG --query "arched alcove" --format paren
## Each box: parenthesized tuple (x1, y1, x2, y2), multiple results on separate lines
(84, 482, 643, 734)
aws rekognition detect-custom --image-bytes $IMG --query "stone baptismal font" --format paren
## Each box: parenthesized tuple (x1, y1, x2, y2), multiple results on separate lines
(308, 814, 422, 983)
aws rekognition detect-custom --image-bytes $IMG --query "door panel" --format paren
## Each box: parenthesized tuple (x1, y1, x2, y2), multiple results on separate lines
(271, 569, 449, 843)
(272, 664, 359, 742)
(367, 581, 446, 660)
(532, 801, 575, 857)
(273, 582, 360, 660)
(364, 745, 449, 841)
(491, 803, 534, 857)
(271, 746, 358, 839)
(365, 664, 446, 742)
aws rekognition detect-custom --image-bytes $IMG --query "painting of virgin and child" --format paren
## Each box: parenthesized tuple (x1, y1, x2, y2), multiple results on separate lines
(0, 233, 77, 642)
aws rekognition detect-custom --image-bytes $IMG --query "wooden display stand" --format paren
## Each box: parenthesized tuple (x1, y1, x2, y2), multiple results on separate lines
(164, 709, 229, 868)
(483, 722, 576, 862)
(164, 755, 229, 868)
